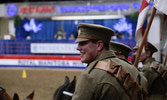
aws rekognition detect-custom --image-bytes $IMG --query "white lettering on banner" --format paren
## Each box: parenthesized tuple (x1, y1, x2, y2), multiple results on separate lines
(18, 60, 37, 65)
(31, 43, 79, 54)
(18, 60, 86, 67)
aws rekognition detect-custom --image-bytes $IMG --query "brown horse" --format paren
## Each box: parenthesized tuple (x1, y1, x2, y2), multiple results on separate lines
(0, 85, 12, 100)
(0, 85, 34, 100)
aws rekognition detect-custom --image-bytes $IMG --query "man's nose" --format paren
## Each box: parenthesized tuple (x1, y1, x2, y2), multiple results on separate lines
(76, 44, 81, 51)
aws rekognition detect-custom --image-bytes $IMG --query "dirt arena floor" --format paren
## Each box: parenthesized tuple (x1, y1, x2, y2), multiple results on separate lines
(0, 67, 83, 100)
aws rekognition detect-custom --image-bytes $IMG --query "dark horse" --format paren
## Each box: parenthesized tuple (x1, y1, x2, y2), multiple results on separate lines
(0, 85, 34, 100)
(53, 76, 76, 100)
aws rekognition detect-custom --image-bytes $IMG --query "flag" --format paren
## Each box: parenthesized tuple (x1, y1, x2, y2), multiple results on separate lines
(154, 0, 167, 48)
(164, 40, 167, 48)
(163, 15, 167, 49)
(154, 0, 167, 15)
(160, 14, 167, 41)
(135, 0, 151, 45)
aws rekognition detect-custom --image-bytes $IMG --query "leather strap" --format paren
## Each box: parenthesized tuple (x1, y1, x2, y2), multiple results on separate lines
(95, 59, 148, 100)
(150, 62, 167, 87)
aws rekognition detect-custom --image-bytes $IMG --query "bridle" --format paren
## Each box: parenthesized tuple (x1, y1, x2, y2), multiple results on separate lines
(62, 91, 73, 97)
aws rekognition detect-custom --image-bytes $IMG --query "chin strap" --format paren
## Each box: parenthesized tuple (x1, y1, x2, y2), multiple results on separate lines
(63, 91, 73, 97)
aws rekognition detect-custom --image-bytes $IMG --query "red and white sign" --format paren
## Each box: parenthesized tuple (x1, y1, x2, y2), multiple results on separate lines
(0, 55, 86, 69)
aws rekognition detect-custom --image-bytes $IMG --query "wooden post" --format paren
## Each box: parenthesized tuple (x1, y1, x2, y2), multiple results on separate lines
(163, 53, 167, 66)
(134, 7, 157, 67)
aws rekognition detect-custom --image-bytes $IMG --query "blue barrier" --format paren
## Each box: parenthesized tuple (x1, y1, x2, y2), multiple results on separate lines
(0, 39, 136, 55)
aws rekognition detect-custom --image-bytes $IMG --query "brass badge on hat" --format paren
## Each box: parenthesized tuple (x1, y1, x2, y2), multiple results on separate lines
(78, 29, 81, 36)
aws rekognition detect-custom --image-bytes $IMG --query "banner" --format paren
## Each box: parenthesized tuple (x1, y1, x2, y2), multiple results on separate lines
(154, 0, 167, 15)
(135, 0, 151, 45)
(0, 55, 86, 69)
(31, 43, 79, 54)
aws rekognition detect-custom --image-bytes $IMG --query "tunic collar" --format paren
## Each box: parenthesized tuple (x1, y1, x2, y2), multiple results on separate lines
(94, 50, 116, 61)
(143, 57, 156, 66)
(85, 50, 116, 73)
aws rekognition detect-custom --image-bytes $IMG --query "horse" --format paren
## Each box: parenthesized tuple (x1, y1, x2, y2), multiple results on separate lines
(53, 76, 76, 100)
(0, 85, 12, 100)
(0, 85, 35, 100)
(13, 90, 34, 100)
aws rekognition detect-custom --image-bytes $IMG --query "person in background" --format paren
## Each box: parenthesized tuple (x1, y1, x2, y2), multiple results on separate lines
(132, 44, 139, 64)
(115, 31, 121, 39)
(128, 33, 133, 39)
(69, 34, 75, 40)
(109, 41, 148, 93)
(54, 28, 66, 40)
(109, 41, 132, 64)
(72, 23, 148, 100)
(139, 42, 167, 100)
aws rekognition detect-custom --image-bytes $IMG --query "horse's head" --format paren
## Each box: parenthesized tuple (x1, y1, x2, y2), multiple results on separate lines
(0, 85, 35, 100)
(53, 76, 76, 100)
(13, 90, 35, 100)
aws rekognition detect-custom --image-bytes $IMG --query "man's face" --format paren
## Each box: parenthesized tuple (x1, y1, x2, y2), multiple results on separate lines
(76, 40, 98, 64)
(139, 51, 147, 63)
(132, 49, 137, 63)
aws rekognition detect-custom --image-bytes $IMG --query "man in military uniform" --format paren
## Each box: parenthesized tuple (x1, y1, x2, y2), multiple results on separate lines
(139, 42, 167, 100)
(72, 23, 148, 100)
(109, 41, 132, 64)
(109, 41, 148, 93)
(132, 44, 139, 64)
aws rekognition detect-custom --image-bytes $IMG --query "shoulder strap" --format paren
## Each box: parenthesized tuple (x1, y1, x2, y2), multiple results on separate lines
(150, 61, 167, 86)
(95, 59, 148, 100)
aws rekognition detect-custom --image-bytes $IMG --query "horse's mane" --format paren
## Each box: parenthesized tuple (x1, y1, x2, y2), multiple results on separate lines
(53, 76, 76, 100)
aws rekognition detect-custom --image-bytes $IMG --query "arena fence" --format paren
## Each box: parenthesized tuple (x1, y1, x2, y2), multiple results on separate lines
(0, 39, 135, 68)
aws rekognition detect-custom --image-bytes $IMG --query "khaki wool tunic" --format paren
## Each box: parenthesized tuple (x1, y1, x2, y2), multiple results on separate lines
(141, 57, 167, 100)
(72, 50, 147, 100)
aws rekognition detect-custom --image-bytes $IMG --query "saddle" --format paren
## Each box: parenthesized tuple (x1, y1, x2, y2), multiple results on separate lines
(95, 59, 148, 100)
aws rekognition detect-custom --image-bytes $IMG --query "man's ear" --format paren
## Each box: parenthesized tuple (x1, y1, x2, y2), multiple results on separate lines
(97, 40, 104, 51)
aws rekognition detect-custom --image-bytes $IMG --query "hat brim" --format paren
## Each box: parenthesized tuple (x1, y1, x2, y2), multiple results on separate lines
(75, 38, 89, 43)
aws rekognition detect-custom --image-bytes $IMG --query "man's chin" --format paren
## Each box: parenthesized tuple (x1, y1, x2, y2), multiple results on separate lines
(81, 59, 89, 64)
(81, 59, 85, 63)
